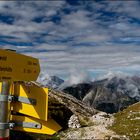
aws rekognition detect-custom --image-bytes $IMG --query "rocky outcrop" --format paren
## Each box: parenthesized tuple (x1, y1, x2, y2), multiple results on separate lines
(68, 115, 81, 128)
(48, 88, 98, 117)
(59, 112, 126, 139)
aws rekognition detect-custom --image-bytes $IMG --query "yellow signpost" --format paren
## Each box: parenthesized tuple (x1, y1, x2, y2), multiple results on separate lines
(0, 82, 62, 134)
(0, 49, 40, 81)
(0, 49, 62, 136)
(10, 115, 62, 135)
(10, 83, 48, 121)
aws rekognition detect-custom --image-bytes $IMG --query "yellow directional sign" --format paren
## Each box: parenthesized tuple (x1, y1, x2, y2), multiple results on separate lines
(10, 114, 62, 135)
(10, 83, 48, 121)
(0, 49, 40, 81)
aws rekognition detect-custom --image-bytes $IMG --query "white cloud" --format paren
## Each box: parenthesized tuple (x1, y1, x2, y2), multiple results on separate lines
(21, 42, 140, 78)
(61, 10, 91, 28)
(0, 1, 140, 78)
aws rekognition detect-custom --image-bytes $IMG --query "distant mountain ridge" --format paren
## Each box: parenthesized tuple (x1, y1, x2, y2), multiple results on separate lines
(62, 73, 140, 113)
(37, 72, 140, 113)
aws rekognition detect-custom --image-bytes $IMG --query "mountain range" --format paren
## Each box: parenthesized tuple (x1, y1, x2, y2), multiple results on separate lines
(62, 73, 140, 113)
(38, 72, 140, 113)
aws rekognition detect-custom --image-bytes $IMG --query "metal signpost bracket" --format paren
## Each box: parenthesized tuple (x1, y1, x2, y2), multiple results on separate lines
(0, 122, 41, 130)
(0, 123, 9, 130)
(0, 95, 36, 105)
(9, 121, 41, 129)
(0, 95, 9, 102)
(9, 95, 37, 105)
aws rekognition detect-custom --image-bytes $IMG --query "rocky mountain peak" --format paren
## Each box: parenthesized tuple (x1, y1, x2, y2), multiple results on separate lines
(37, 73, 64, 88)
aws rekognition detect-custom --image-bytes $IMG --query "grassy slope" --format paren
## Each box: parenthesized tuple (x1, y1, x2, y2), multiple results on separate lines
(110, 102, 140, 139)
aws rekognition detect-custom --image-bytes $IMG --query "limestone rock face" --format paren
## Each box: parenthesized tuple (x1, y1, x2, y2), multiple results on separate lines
(83, 84, 137, 113)
(68, 115, 81, 128)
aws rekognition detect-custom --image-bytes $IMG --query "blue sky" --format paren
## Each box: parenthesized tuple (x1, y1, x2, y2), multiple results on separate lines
(0, 0, 140, 80)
